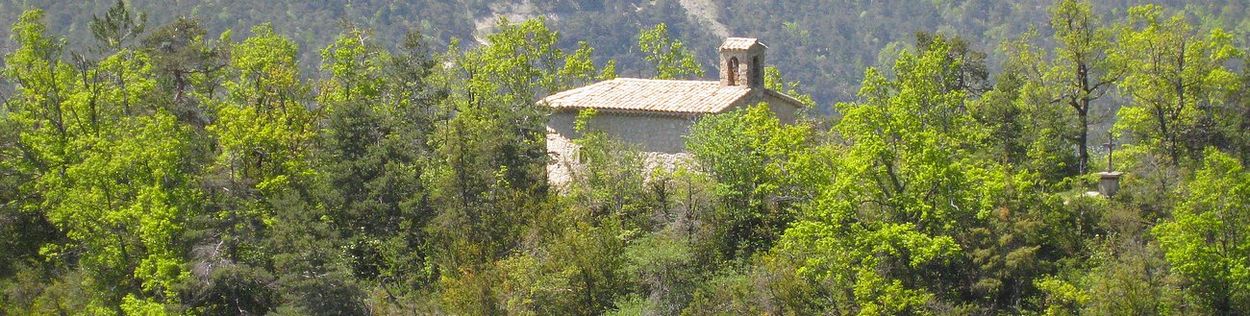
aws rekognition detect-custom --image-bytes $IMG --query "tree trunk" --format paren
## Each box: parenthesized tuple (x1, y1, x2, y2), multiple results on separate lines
(1078, 108, 1089, 173)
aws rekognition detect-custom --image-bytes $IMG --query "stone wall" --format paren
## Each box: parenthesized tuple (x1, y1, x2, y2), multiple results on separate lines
(545, 93, 801, 185)
(546, 111, 697, 185)
(762, 93, 799, 124)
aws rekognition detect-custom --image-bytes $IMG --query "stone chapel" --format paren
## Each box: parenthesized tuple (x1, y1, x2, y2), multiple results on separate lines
(542, 37, 805, 184)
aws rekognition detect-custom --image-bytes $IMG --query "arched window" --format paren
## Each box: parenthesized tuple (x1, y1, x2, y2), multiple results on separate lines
(727, 57, 739, 86)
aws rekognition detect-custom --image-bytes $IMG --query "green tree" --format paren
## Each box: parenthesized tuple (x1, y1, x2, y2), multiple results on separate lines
(771, 39, 994, 315)
(1227, 59, 1250, 163)
(188, 23, 316, 315)
(686, 104, 821, 258)
(562, 109, 656, 233)
(315, 26, 443, 308)
(209, 23, 314, 188)
(266, 188, 368, 315)
(637, 23, 703, 80)
(1035, 236, 1185, 315)
(1111, 5, 1241, 165)
(140, 17, 228, 124)
(762, 66, 816, 108)
(0, 10, 62, 289)
(89, 0, 146, 54)
(914, 31, 990, 97)
(1047, 0, 1119, 174)
(3, 10, 195, 312)
(993, 30, 1082, 179)
(426, 18, 601, 314)
(1154, 149, 1250, 314)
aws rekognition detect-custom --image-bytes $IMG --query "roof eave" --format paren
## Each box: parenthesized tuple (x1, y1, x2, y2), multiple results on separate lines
(762, 89, 808, 109)
(550, 106, 707, 118)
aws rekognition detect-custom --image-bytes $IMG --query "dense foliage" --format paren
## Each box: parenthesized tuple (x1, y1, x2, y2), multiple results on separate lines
(3, 0, 1250, 315)
(4, 0, 1250, 109)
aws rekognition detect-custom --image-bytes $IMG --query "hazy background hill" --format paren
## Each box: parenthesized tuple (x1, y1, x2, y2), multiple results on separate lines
(2, 0, 1248, 107)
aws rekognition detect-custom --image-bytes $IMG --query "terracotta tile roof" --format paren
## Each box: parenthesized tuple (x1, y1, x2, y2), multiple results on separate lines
(542, 78, 754, 114)
(719, 37, 765, 51)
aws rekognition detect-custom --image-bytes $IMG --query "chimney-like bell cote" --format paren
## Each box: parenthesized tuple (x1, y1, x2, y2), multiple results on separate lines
(719, 37, 767, 88)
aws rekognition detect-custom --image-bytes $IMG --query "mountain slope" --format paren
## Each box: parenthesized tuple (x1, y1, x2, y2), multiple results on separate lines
(2, 0, 1248, 107)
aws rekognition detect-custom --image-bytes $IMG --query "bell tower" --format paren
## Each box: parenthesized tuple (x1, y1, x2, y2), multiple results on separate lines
(718, 37, 766, 88)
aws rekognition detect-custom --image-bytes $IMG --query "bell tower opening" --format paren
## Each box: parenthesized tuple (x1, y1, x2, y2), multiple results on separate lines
(751, 56, 762, 85)
(718, 37, 766, 88)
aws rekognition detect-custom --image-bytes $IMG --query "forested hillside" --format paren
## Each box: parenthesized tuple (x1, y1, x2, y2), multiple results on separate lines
(3, 0, 1248, 107)
(3, 0, 1250, 315)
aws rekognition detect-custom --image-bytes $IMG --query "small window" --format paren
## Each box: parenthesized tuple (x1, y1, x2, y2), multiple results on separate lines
(727, 57, 739, 86)
(752, 56, 761, 83)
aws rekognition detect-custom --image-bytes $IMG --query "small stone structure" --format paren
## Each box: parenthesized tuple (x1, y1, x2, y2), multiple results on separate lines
(1096, 133, 1123, 197)
(1097, 171, 1122, 197)
(542, 38, 805, 184)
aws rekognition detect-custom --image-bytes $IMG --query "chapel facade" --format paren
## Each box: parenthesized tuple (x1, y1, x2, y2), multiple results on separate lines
(542, 37, 805, 184)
